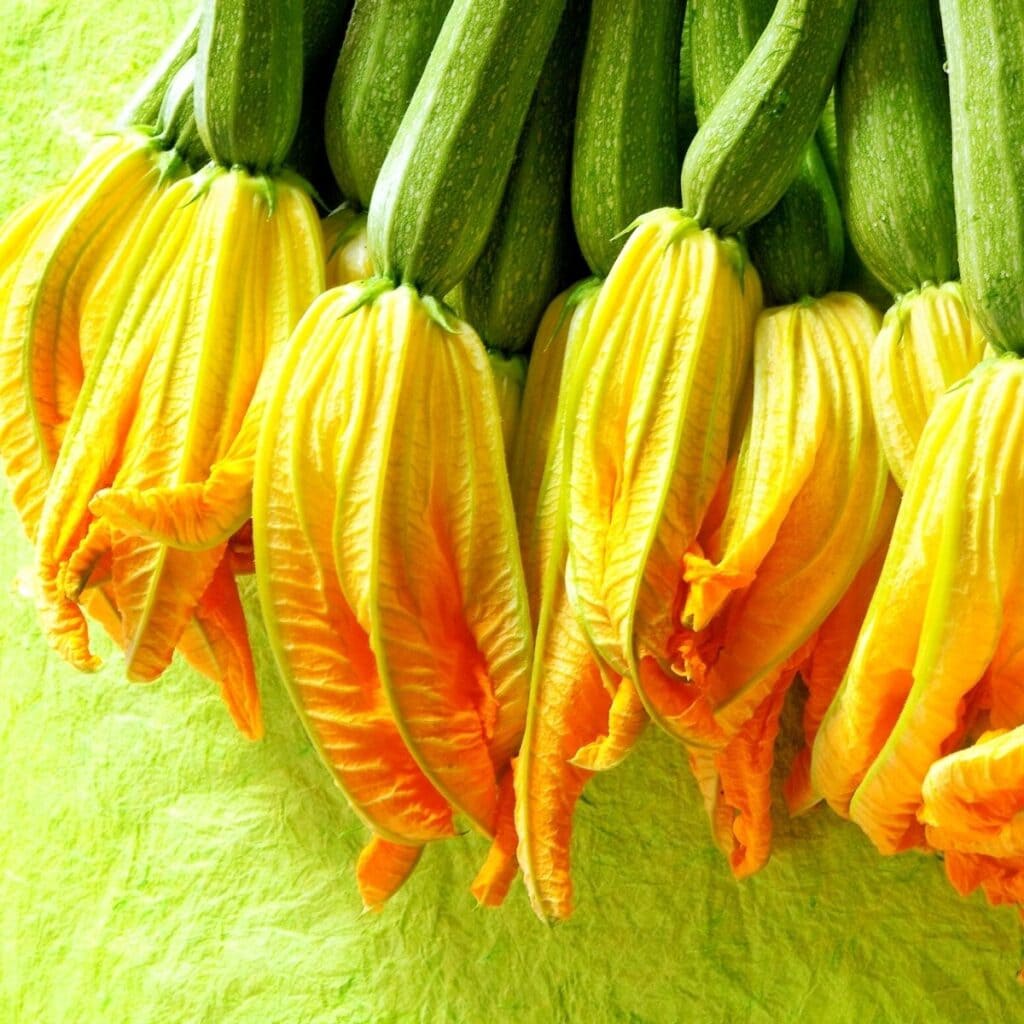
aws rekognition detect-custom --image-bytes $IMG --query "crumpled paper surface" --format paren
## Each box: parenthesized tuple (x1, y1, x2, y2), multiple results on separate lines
(1, 3, 1021, 1022)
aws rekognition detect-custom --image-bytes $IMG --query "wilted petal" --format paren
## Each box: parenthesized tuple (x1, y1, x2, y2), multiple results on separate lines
(356, 837, 423, 912)
(470, 770, 519, 907)
(920, 728, 1024, 859)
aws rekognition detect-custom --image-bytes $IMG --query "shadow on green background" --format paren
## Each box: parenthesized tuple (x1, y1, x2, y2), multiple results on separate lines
(0, 3, 1020, 1021)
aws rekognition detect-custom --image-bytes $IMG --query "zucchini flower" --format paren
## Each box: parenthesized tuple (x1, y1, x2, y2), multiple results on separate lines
(566, 208, 761, 687)
(472, 285, 647, 919)
(870, 281, 988, 488)
(812, 357, 1024, 856)
(250, 281, 532, 908)
(0, 132, 186, 542)
(31, 166, 323, 739)
(638, 293, 894, 876)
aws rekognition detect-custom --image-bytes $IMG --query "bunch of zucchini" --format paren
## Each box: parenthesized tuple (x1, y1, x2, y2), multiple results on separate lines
(2, 0, 1023, 932)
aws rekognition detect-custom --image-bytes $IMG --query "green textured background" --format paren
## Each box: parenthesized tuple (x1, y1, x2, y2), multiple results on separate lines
(1, 4, 1021, 1022)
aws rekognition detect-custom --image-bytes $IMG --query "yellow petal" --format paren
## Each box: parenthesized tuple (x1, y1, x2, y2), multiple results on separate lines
(254, 285, 456, 843)
(813, 358, 1024, 853)
(334, 286, 532, 836)
(870, 282, 987, 489)
(0, 134, 167, 540)
(566, 209, 761, 695)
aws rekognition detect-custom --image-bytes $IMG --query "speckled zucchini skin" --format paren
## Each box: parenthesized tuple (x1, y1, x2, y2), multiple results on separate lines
(458, 1, 584, 354)
(570, 0, 682, 277)
(681, 0, 856, 236)
(325, 0, 452, 209)
(941, 0, 1024, 353)
(837, 0, 957, 296)
(367, 0, 567, 297)
(194, 0, 303, 172)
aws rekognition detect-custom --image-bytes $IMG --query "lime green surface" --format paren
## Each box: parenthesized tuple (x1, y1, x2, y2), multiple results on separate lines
(1, 5, 1022, 1022)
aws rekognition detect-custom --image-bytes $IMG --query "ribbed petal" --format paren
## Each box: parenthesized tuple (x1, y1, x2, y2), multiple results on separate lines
(343, 286, 532, 836)
(641, 295, 891, 756)
(254, 285, 456, 844)
(510, 285, 597, 621)
(512, 291, 640, 922)
(566, 209, 761, 695)
(870, 282, 987, 489)
(34, 175, 200, 672)
(702, 296, 890, 736)
(176, 556, 261, 740)
(356, 837, 423, 912)
(0, 134, 166, 540)
(784, 498, 895, 816)
(812, 358, 1024, 854)
(470, 770, 519, 907)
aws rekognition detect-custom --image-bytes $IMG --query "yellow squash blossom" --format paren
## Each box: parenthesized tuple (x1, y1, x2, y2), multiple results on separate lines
(0, 132, 183, 540)
(251, 282, 532, 908)
(475, 285, 647, 920)
(812, 357, 1024, 855)
(486, 350, 527, 463)
(870, 281, 987, 488)
(635, 293, 894, 876)
(32, 166, 322, 739)
(566, 209, 761, 689)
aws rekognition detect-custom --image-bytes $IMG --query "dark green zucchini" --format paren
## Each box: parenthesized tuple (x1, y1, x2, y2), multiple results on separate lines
(367, 0, 569, 297)
(677, 3, 698, 157)
(681, 0, 857, 236)
(571, 0, 682, 277)
(690, 0, 773, 125)
(457, 0, 585, 353)
(194, 0, 304, 172)
(940, 0, 1024, 353)
(837, 0, 957, 296)
(748, 143, 844, 304)
(325, 0, 452, 209)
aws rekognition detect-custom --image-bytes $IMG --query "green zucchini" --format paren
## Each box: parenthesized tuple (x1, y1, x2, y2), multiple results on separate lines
(691, 0, 843, 303)
(118, 9, 201, 130)
(690, 0, 773, 125)
(748, 144, 844, 304)
(368, 0, 568, 297)
(194, 0, 304, 172)
(940, 0, 1024, 353)
(677, 4, 698, 157)
(302, 0, 354, 69)
(457, 0, 584, 354)
(325, 0, 452, 209)
(681, 0, 857, 236)
(836, 0, 957, 296)
(571, 0, 682, 277)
